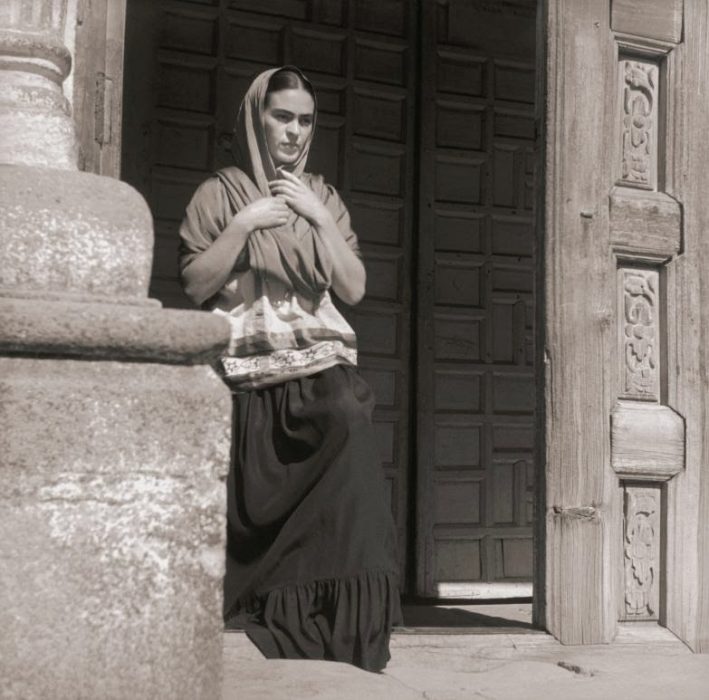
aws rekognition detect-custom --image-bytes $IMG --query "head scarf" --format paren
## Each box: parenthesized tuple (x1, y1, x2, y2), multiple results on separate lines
(231, 66, 317, 197)
(214, 66, 332, 301)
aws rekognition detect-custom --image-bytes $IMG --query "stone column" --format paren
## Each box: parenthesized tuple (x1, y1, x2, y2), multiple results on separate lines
(0, 2, 232, 698)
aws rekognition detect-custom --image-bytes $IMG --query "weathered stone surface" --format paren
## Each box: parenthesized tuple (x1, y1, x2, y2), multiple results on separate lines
(0, 106, 77, 169)
(0, 21, 77, 168)
(0, 357, 232, 700)
(0, 166, 153, 300)
(0, 297, 231, 363)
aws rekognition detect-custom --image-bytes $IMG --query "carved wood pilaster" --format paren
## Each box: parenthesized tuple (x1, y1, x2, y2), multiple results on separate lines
(609, 3, 686, 630)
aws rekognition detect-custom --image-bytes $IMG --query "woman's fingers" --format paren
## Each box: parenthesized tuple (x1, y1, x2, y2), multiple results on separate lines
(269, 180, 301, 195)
(278, 169, 302, 185)
(270, 175, 305, 190)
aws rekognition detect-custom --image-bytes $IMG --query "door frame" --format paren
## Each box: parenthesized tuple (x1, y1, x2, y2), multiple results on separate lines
(102, 0, 709, 648)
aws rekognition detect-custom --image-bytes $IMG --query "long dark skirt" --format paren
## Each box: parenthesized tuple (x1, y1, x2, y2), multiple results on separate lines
(223, 364, 402, 672)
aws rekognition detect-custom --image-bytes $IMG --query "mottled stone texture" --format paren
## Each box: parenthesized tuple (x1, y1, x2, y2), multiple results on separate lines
(2, 3, 234, 697)
(0, 24, 77, 169)
(0, 166, 153, 301)
(0, 358, 231, 699)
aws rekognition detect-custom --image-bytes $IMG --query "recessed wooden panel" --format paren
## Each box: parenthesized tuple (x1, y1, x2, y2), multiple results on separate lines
(494, 110, 534, 140)
(434, 371, 483, 412)
(436, 101, 485, 151)
(308, 121, 343, 187)
(434, 315, 482, 361)
(221, 70, 254, 128)
(363, 254, 401, 302)
(446, 2, 535, 60)
(435, 423, 481, 468)
(311, 0, 346, 26)
(493, 424, 533, 452)
(359, 368, 398, 408)
(435, 156, 483, 204)
(491, 463, 515, 524)
(354, 0, 407, 36)
(351, 309, 399, 356)
(491, 216, 533, 257)
(225, 20, 283, 63)
(158, 62, 214, 113)
(152, 229, 180, 279)
(491, 302, 515, 363)
(372, 419, 396, 464)
(492, 373, 534, 414)
(291, 28, 346, 76)
(492, 265, 533, 293)
(228, 0, 308, 19)
(436, 50, 485, 97)
(349, 199, 403, 247)
(309, 81, 345, 115)
(492, 147, 517, 207)
(383, 474, 395, 514)
(350, 145, 404, 196)
(434, 258, 482, 307)
(495, 538, 533, 578)
(353, 90, 405, 142)
(434, 210, 484, 253)
(152, 176, 206, 221)
(354, 39, 407, 86)
(161, 12, 216, 55)
(435, 539, 482, 581)
(494, 64, 535, 104)
(155, 120, 212, 170)
(435, 480, 482, 524)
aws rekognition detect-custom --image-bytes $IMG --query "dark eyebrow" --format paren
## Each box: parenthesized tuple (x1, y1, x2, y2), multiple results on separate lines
(270, 108, 313, 119)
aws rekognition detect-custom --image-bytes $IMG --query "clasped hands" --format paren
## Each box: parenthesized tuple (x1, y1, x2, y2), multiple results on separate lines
(237, 170, 330, 233)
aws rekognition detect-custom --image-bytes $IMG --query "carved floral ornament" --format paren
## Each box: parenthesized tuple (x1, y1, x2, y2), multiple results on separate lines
(622, 269, 659, 399)
(624, 488, 659, 618)
(621, 61, 658, 188)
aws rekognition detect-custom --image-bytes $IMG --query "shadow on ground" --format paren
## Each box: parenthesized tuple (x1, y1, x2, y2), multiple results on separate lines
(399, 601, 537, 633)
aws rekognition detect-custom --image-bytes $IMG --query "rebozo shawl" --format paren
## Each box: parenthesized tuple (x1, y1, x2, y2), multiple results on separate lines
(179, 66, 360, 390)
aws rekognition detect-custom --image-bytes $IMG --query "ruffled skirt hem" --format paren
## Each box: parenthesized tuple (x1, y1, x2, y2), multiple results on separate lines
(225, 569, 402, 672)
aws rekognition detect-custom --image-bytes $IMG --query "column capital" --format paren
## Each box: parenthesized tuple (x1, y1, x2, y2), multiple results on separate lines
(0, 0, 77, 168)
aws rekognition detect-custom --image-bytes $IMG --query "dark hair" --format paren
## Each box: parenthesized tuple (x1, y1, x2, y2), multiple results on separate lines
(266, 68, 315, 101)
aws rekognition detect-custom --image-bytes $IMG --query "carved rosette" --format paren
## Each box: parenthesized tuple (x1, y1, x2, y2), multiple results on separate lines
(623, 485, 660, 619)
(622, 268, 659, 400)
(620, 60, 658, 189)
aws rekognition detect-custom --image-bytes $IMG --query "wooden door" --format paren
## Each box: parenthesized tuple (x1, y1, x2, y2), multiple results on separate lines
(121, 0, 417, 585)
(416, 0, 537, 598)
(538, 0, 709, 650)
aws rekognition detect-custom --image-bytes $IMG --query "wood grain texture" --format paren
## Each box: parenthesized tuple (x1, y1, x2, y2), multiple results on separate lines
(609, 188, 682, 260)
(538, 0, 617, 644)
(661, 0, 709, 653)
(611, 0, 683, 45)
(611, 403, 684, 478)
(71, 0, 127, 177)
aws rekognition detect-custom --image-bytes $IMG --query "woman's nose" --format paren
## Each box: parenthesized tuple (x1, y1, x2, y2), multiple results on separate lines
(286, 119, 299, 138)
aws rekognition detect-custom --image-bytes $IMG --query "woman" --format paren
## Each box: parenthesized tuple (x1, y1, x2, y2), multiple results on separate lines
(178, 66, 402, 672)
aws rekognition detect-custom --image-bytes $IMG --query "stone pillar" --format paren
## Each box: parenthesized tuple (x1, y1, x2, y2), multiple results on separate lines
(0, 2, 232, 698)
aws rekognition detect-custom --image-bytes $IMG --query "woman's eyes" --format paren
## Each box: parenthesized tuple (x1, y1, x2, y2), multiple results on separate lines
(273, 112, 312, 127)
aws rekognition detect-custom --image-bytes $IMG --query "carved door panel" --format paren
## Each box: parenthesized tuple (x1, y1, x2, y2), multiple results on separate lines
(416, 0, 537, 597)
(121, 0, 416, 584)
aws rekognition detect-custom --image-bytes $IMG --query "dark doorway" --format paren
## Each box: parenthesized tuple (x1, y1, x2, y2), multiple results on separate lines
(121, 0, 536, 599)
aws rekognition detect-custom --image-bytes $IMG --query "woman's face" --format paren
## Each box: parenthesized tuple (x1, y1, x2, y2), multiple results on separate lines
(263, 88, 315, 167)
